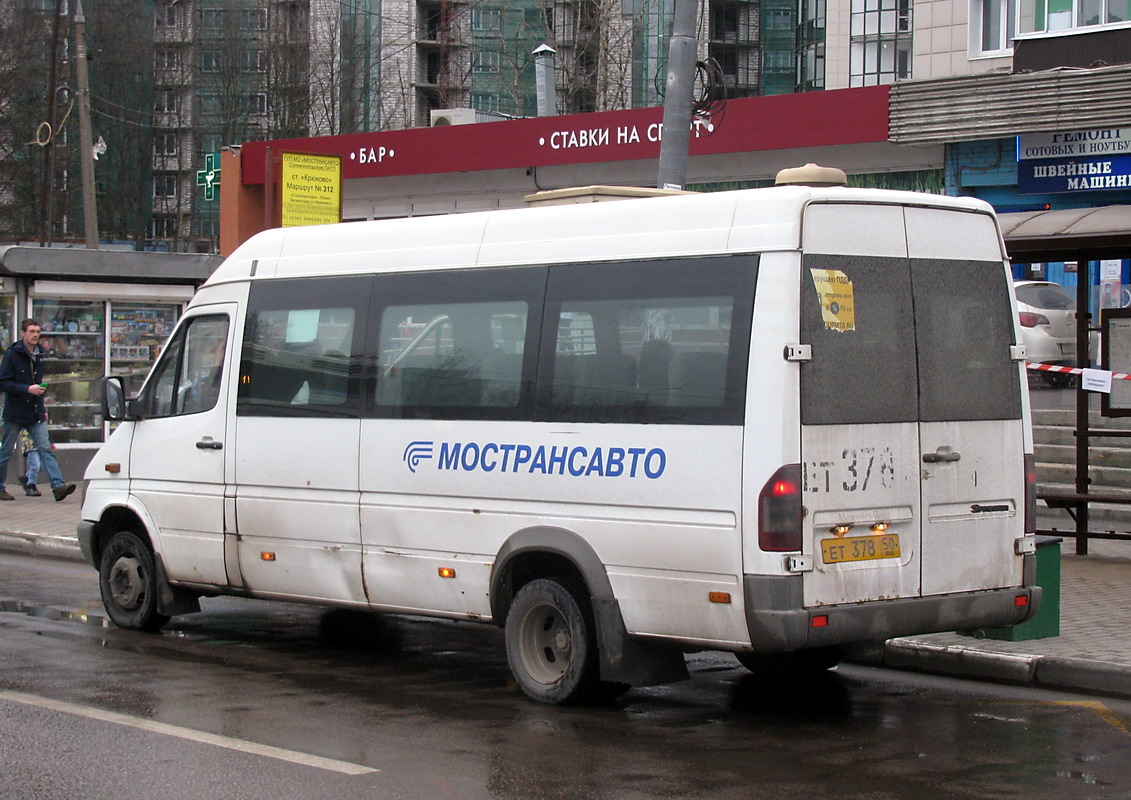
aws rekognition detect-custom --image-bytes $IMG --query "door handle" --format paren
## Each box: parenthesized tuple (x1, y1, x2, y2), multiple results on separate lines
(922, 450, 960, 463)
(196, 439, 223, 450)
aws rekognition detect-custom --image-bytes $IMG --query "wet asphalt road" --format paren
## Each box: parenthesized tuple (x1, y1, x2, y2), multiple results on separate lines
(2, 553, 1131, 800)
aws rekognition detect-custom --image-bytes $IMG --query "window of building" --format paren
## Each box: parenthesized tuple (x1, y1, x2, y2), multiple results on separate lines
(155, 3, 178, 28)
(243, 49, 267, 72)
(799, 43, 826, 90)
(200, 51, 221, 72)
(154, 89, 178, 114)
(712, 3, 739, 38)
(248, 93, 268, 115)
(147, 216, 177, 239)
(763, 50, 794, 71)
(197, 93, 221, 116)
(850, 0, 912, 85)
(471, 7, 502, 31)
(765, 7, 795, 28)
(850, 38, 912, 85)
(198, 134, 223, 157)
(155, 48, 179, 71)
(153, 132, 178, 158)
(472, 50, 501, 73)
(970, 0, 1016, 53)
(153, 174, 178, 199)
(241, 8, 268, 30)
(471, 93, 501, 112)
(196, 216, 220, 238)
(199, 8, 224, 29)
(1019, 0, 1131, 31)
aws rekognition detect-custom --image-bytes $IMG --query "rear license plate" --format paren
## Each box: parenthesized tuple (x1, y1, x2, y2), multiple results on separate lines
(1059, 343, 1076, 358)
(821, 534, 901, 564)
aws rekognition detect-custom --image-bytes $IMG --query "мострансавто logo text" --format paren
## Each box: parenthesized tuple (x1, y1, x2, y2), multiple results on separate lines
(403, 441, 666, 479)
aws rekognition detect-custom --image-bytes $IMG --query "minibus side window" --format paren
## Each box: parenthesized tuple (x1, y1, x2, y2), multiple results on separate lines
(141, 315, 229, 418)
(540, 256, 757, 425)
(238, 277, 367, 417)
(367, 267, 546, 420)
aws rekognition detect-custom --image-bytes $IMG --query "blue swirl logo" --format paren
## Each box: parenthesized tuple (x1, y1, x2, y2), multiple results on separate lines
(403, 440, 434, 473)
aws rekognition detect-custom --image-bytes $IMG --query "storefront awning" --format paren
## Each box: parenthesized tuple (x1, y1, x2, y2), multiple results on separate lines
(999, 205, 1131, 262)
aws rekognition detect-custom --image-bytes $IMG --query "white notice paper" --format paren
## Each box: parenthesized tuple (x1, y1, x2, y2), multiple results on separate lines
(1082, 369, 1113, 394)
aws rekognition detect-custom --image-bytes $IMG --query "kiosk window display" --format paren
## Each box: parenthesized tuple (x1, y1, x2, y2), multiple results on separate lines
(31, 295, 187, 444)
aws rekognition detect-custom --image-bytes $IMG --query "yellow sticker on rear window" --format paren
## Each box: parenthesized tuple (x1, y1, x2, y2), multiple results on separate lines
(809, 269, 856, 333)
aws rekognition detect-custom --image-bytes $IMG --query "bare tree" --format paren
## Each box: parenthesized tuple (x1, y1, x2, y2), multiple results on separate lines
(86, 0, 157, 245)
(0, 5, 56, 242)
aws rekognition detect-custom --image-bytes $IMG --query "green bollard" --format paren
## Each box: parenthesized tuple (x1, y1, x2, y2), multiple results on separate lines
(983, 535, 1061, 641)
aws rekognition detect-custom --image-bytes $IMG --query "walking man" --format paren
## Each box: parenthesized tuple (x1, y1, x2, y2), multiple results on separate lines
(0, 319, 76, 501)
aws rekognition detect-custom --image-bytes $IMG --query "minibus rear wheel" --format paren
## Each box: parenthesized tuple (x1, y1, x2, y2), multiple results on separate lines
(99, 531, 171, 632)
(505, 577, 602, 704)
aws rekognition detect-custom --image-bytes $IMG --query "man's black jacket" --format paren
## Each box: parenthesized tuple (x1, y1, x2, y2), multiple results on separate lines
(0, 341, 46, 425)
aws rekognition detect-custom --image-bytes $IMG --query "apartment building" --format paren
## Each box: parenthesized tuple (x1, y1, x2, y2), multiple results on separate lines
(6, 0, 1130, 255)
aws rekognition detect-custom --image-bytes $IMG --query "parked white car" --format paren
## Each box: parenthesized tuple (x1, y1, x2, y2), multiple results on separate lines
(1014, 280, 1082, 387)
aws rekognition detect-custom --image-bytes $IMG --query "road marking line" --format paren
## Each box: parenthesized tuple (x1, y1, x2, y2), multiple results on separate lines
(0, 691, 378, 775)
(1052, 700, 1131, 737)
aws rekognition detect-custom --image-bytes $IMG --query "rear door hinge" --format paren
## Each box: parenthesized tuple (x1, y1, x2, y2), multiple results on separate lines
(784, 554, 813, 573)
(784, 344, 812, 363)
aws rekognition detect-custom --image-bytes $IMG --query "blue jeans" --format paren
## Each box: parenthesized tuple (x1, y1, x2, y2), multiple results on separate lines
(0, 421, 64, 489)
(26, 449, 41, 484)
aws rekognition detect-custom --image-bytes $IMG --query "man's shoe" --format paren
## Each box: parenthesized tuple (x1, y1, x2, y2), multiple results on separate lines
(52, 483, 76, 502)
(0, 490, 13, 501)
(17, 475, 27, 490)
(25, 485, 41, 497)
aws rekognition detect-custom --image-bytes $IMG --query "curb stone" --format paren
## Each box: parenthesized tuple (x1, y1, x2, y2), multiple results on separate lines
(0, 531, 84, 562)
(872, 640, 1131, 700)
(1036, 656, 1131, 699)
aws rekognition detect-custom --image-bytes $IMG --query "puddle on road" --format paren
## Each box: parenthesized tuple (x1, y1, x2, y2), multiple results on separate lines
(0, 598, 110, 628)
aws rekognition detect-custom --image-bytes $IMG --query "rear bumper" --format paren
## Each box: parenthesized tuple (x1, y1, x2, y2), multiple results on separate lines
(743, 562, 1040, 653)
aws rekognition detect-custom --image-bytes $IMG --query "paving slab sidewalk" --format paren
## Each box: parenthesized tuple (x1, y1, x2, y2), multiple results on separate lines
(3, 493, 1131, 700)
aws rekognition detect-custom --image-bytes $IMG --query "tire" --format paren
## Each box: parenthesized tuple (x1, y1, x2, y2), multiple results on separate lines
(736, 646, 842, 676)
(505, 578, 602, 705)
(99, 531, 171, 632)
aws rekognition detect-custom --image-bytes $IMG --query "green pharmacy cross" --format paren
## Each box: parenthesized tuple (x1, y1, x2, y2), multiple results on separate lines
(196, 153, 220, 201)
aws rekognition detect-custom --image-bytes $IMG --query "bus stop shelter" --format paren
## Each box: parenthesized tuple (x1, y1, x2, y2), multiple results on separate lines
(999, 205, 1131, 553)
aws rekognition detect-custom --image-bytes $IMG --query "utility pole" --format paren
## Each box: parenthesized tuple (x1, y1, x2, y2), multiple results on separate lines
(656, 0, 698, 190)
(74, 0, 99, 249)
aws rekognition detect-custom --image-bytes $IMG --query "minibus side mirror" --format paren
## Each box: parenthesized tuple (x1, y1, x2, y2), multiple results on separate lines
(100, 376, 139, 422)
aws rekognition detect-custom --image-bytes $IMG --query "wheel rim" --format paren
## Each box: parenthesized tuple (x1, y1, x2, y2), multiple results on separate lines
(108, 555, 145, 610)
(517, 599, 572, 685)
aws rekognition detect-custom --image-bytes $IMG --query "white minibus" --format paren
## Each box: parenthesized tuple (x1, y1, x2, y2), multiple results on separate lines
(81, 176, 1040, 704)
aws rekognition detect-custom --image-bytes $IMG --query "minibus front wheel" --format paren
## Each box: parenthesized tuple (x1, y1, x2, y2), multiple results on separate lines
(505, 577, 613, 704)
(99, 531, 171, 632)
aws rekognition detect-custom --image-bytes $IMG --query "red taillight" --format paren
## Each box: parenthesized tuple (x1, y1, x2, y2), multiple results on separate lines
(1019, 312, 1050, 328)
(1024, 453, 1036, 535)
(1014, 594, 1029, 607)
(759, 464, 802, 552)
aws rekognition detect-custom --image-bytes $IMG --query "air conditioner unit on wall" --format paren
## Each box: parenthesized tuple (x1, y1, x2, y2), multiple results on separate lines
(430, 108, 479, 126)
